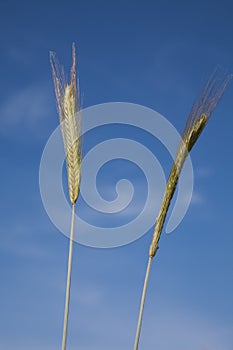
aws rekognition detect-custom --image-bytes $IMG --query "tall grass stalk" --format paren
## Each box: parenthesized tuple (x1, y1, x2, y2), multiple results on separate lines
(133, 69, 232, 350)
(62, 203, 76, 350)
(50, 43, 82, 350)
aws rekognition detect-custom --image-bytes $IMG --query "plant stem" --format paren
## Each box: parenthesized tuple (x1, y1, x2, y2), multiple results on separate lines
(62, 203, 76, 350)
(133, 256, 153, 350)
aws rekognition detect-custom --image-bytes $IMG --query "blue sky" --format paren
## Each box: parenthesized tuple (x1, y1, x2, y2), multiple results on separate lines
(0, 0, 233, 349)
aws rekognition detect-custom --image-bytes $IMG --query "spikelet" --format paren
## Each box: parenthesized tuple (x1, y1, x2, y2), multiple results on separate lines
(149, 68, 231, 257)
(50, 44, 82, 204)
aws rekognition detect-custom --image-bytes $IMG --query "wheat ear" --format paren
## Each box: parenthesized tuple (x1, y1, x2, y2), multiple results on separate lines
(50, 43, 82, 350)
(133, 69, 232, 350)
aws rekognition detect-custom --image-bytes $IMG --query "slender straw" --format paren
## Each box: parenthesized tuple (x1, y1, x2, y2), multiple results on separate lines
(133, 256, 153, 350)
(62, 203, 76, 350)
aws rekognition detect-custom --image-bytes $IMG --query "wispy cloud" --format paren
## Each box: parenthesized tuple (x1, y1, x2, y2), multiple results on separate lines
(190, 191, 205, 204)
(195, 166, 213, 178)
(140, 304, 233, 350)
(0, 222, 52, 259)
(2, 298, 231, 350)
(0, 84, 53, 136)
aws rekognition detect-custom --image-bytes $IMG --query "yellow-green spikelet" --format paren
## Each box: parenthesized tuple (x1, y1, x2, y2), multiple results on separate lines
(63, 84, 81, 204)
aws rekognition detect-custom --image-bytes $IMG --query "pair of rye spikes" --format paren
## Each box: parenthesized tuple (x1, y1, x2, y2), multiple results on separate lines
(50, 44, 231, 350)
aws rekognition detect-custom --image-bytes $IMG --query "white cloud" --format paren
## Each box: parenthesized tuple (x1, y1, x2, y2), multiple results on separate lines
(75, 286, 105, 306)
(190, 191, 205, 205)
(195, 166, 213, 178)
(0, 84, 53, 135)
(140, 305, 233, 350)
(0, 223, 51, 259)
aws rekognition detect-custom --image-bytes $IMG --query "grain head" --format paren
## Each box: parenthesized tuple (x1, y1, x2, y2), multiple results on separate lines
(50, 43, 82, 204)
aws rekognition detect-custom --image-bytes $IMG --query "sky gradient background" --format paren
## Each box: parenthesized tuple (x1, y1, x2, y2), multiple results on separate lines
(0, 1, 233, 349)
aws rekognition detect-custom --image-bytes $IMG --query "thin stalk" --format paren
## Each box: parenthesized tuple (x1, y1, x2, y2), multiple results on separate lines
(62, 203, 76, 350)
(133, 256, 153, 350)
